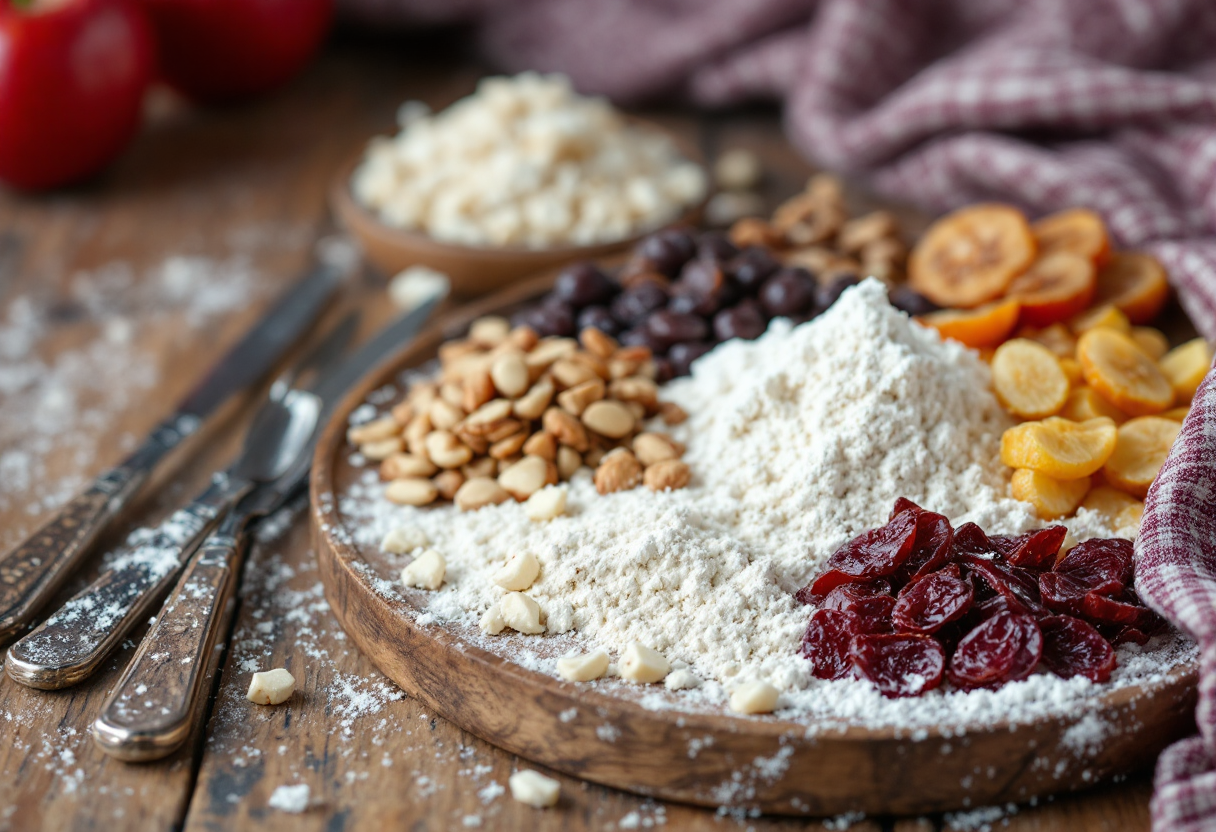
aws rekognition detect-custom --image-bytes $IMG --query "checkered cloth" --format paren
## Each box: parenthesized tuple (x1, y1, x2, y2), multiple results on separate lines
(342, 0, 1216, 826)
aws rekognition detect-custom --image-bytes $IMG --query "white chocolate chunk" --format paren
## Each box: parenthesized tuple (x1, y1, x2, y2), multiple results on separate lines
(524, 485, 567, 521)
(508, 769, 560, 808)
(664, 668, 702, 691)
(729, 680, 780, 714)
(379, 525, 429, 554)
(401, 549, 445, 590)
(493, 551, 540, 591)
(479, 603, 506, 635)
(499, 592, 545, 635)
(618, 642, 670, 684)
(247, 668, 296, 705)
(556, 650, 609, 682)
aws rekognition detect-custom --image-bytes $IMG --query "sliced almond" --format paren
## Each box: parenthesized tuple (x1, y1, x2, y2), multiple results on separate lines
(385, 477, 439, 507)
(498, 455, 559, 501)
(513, 378, 555, 421)
(360, 437, 403, 461)
(433, 469, 464, 501)
(580, 327, 619, 359)
(522, 431, 557, 461)
(454, 477, 510, 512)
(425, 430, 474, 469)
(491, 353, 530, 398)
(633, 432, 682, 466)
(543, 407, 590, 452)
(380, 452, 438, 480)
(581, 400, 635, 439)
(348, 416, 400, 446)
(556, 379, 605, 416)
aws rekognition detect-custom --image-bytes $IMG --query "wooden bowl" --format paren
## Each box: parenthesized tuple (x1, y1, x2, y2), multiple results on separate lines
(329, 126, 706, 297)
(310, 273, 1200, 816)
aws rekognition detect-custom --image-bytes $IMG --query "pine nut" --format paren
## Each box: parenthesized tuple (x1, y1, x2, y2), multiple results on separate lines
(579, 327, 618, 359)
(348, 416, 400, 445)
(543, 407, 589, 451)
(643, 459, 691, 491)
(522, 431, 557, 461)
(491, 353, 530, 398)
(498, 455, 558, 500)
(361, 437, 404, 461)
(469, 315, 510, 347)
(513, 378, 555, 420)
(380, 452, 438, 480)
(433, 469, 464, 500)
(581, 400, 635, 439)
(632, 432, 682, 467)
(385, 477, 439, 506)
(556, 446, 582, 480)
(556, 379, 605, 416)
(454, 477, 510, 511)
(425, 430, 473, 469)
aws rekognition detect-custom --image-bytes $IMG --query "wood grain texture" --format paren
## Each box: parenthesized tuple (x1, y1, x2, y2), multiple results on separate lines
(0, 39, 1181, 832)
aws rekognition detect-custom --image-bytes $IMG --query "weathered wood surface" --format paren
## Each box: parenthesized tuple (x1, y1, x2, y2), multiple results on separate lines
(0, 40, 1162, 832)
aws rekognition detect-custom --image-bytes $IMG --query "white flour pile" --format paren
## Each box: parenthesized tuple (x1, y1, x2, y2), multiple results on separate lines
(340, 279, 1184, 712)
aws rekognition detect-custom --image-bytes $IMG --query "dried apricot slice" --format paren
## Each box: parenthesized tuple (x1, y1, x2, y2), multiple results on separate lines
(1077, 328, 1174, 415)
(1070, 304, 1130, 336)
(1130, 327, 1169, 361)
(1080, 486, 1144, 535)
(1007, 252, 1096, 327)
(1094, 252, 1170, 324)
(920, 298, 1021, 349)
(1011, 469, 1091, 520)
(1058, 357, 1084, 387)
(1031, 208, 1110, 264)
(908, 204, 1036, 308)
(1159, 337, 1213, 403)
(991, 339, 1070, 418)
(1061, 387, 1127, 424)
(1017, 323, 1076, 358)
(1102, 416, 1181, 498)
(1000, 416, 1117, 479)
(1162, 405, 1191, 421)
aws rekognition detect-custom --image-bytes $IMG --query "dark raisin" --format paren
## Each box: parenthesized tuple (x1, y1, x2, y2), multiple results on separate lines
(610, 282, 669, 328)
(696, 231, 739, 263)
(645, 310, 709, 351)
(576, 305, 620, 336)
(809, 510, 920, 596)
(759, 267, 817, 317)
(728, 247, 781, 291)
(635, 228, 697, 276)
(667, 341, 714, 377)
(947, 611, 1042, 689)
(888, 284, 940, 316)
(892, 570, 974, 634)
(815, 273, 860, 311)
(713, 300, 767, 342)
(513, 304, 574, 338)
(891, 511, 953, 588)
(1039, 615, 1116, 683)
(553, 262, 617, 308)
(619, 327, 669, 355)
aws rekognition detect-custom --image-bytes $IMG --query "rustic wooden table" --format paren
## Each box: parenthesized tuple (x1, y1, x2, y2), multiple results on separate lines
(0, 42, 1157, 832)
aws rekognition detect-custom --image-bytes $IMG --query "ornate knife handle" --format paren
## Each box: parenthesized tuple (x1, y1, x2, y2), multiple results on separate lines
(0, 416, 199, 644)
(3, 476, 243, 691)
(93, 530, 248, 761)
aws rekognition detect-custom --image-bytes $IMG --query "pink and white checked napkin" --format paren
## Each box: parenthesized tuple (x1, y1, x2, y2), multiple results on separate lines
(343, 0, 1216, 825)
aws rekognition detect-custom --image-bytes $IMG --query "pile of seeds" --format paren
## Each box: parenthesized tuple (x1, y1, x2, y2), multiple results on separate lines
(348, 318, 691, 510)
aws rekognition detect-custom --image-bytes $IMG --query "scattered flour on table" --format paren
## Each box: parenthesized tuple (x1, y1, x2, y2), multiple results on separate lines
(268, 783, 311, 813)
(338, 279, 1192, 727)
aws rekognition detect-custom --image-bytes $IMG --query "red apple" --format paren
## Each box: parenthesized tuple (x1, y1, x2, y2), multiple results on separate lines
(140, 0, 333, 104)
(0, 0, 155, 190)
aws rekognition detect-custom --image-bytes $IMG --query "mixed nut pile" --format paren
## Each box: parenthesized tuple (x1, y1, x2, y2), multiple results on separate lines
(797, 498, 1162, 698)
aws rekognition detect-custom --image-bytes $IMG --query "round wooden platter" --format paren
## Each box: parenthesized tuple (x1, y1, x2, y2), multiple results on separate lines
(310, 273, 1199, 817)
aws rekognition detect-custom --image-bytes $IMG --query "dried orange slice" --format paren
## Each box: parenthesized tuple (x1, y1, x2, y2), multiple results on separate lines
(991, 339, 1070, 418)
(1070, 304, 1130, 336)
(1162, 405, 1191, 421)
(1000, 416, 1117, 480)
(1017, 323, 1076, 358)
(908, 204, 1036, 308)
(1094, 252, 1170, 324)
(1081, 486, 1144, 534)
(919, 298, 1021, 349)
(1031, 208, 1111, 264)
(1059, 357, 1084, 387)
(1102, 416, 1181, 498)
(1129, 326, 1170, 361)
(1011, 469, 1091, 521)
(1159, 337, 1213, 403)
(1077, 328, 1174, 415)
(1061, 387, 1128, 424)
(1007, 252, 1096, 327)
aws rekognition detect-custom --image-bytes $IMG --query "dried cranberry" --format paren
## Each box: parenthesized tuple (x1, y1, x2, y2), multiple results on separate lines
(890, 497, 924, 519)
(809, 510, 920, 596)
(610, 282, 669, 328)
(759, 268, 817, 317)
(990, 526, 1067, 570)
(892, 570, 974, 634)
(1039, 615, 1116, 683)
(713, 301, 767, 342)
(961, 556, 1046, 618)
(1079, 592, 1159, 629)
(948, 612, 1042, 690)
(577, 305, 620, 336)
(634, 228, 697, 276)
(667, 341, 714, 377)
(800, 609, 862, 680)
(553, 262, 617, 308)
(818, 581, 896, 632)
(892, 511, 954, 587)
(1110, 626, 1151, 646)
(887, 284, 940, 317)
(815, 274, 860, 311)
(951, 523, 1000, 560)
(697, 231, 739, 263)
(1040, 539, 1133, 615)
(728, 247, 781, 291)
(645, 310, 709, 351)
(850, 633, 945, 698)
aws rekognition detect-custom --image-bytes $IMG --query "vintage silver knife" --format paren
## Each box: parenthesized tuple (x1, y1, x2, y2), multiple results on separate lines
(0, 262, 343, 644)
(90, 292, 445, 761)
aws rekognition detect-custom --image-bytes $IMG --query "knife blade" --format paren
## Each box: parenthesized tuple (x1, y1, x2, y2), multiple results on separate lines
(0, 262, 343, 644)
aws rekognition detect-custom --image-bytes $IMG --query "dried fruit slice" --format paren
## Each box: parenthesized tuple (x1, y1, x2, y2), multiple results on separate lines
(990, 526, 1068, 570)
(920, 298, 1021, 349)
(1039, 615, 1116, 682)
(1031, 208, 1110, 264)
(1007, 252, 1097, 327)
(1040, 538, 1132, 613)
(1077, 328, 1174, 416)
(1094, 252, 1170, 324)
(1080, 486, 1144, 535)
(1018, 323, 1077, 358)
(1000, 416, 1117, 480)
(1102, 416, 1181, 498)
(1011, 469, 1091, 520)
(800, 609, 862, 680)
(951, 522, 1000, 560)
(808, 511, 919, 596)
(1080, 592, 1157, 629)
(1162, 405, 1191, 421)
(892, 511, 954, 586)
(820, 581, 896, 632)
(908, 204, 1036, 308)
(961, 556, 1046, 618)
(948, 612, 1042, 690)
(1159, 337, 1213, 403)
(850, 633, 946, 698)
(1058, 357, 1084, 387)
(891, 570, 974, 634)
(890, 497, 924, 519)
(1130, 327, 1170, 361)
(991, 338, 1070, 418)
(1060, 387, 1128, 424)
(1070, 304, 1130, 336)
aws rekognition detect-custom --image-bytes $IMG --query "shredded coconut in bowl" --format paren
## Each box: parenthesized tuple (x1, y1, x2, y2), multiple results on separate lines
(337, 279, 1195, 727)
